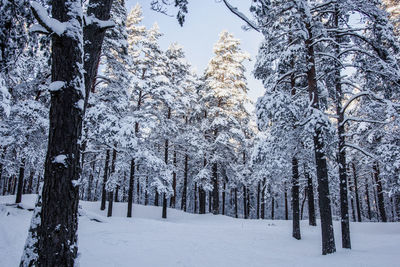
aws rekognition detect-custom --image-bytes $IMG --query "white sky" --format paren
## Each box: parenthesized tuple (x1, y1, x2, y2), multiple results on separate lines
(126, 0, 265, 107)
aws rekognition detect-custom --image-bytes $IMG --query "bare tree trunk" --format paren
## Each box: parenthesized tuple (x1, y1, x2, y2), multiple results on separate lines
(162, 136, 169, 219)
(243, 185, 248, 219)
(261, 178, 266, 219)
(181, 154, 188, 212)
(101, 150, 110, 211)
(171, 151, 177, 208)
(222, 182, 226, 215)
(373, 162, 387, 222)
(194, 182, 197, 213)
(292, 157, 301, 240)
(352, 163, 362, 222)
(15, 158, 26, 204)
(127, 159, 135, 217)
(284, 182, 288, 220)
(107, 148, 117, 217)
(271, 195, 275, 220)
(257, 181, 261, 219)
(212, 162, 219, 215)
(365, 176, 372, 220)
(234, 187, 238, 218)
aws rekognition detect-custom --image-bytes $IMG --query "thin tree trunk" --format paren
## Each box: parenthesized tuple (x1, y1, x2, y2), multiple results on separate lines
(162, 136, 169, 219)
(305, 168, 316, 226)
(271, 196, 275, 220)
(352, 163, 362, 222)
(365, 176, 372, 220)
(101, 150, 110, 211)
(257, 181, 260, 219)
(212, 162, 219, 215)
(300, 189, 307, 220)
(181, 154, 188, 212)
(373, 162, 387, 222)
(284, 182, 288, 220)
(243, 185, 248, 219)
(199, 187, 206, 214)
(15, 158, 26, 204)
(144, 176, 149, 206)
(222, 182, 226, 215)
(194, 182, 197, 213)
(292, 157, 301, 240)
(261, 178, 266, 219)
(87, 161, 95, 201)
(234, 187, 238, 218)
(107, 148, 117, 217)
(127, 159, 135, 217)
(154, 190, 159, 206)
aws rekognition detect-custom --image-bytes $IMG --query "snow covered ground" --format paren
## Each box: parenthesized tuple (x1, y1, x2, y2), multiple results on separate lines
(1, 194, 399, 267)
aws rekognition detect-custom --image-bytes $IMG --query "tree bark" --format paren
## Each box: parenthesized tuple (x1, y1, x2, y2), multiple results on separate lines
(194, 182, 197, 213)
(199, 187, 206, 214)
(243, 185, 248, 219)
(162, 137, 169, 219)
(305, 169, 316, 226)
(284, 182, 288, 220)
(373, 162, 387, 222)
(234, 187, 238, 218)
(15, 158, 26, 204)
(127, 159, 135, 217)
(261, 179, 266, 219)
(181, 154, 188, 211)
(101, 150, 110, 210)
(292, 157, 301, 240)
(107, 148, 117, 217)
(257, 181, 260, 219)
(306, 22, 336, 255)
(212, 162, 219, 215)
(222, 182, 226, 215)
(171, 151, 177, 208)
(365, 176, 372, 220)
(352, 163, 362, 222)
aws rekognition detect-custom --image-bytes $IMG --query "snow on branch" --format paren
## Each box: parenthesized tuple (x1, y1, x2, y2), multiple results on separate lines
(345, 143, 376, 159)
(221, 0, 260, 33)
(341, 92, 370, 113)
(84, 14, 114, 30)
(30, 1, 66, 36)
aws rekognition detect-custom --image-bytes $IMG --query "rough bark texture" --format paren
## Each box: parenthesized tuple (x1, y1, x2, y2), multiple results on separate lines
(352, 163, 362, 222)
(234, 187, 238, 218)
(243, 185, 248, 219)
(107, 148, 117, 217)
(292, 157, 301, 240)
(365, 176, 372, 220)
(306, 23, 336, 255)
(181, 154, 188, 211)
(261, 178, 266, 219)
(222, 182, 226, 215)
(199, 187, 206, 214)
(257, 181, 260, 219)
(284, 182, 288, 220)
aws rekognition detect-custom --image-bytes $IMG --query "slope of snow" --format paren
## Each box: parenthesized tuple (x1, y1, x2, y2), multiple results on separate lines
(1, 194, 399, 267)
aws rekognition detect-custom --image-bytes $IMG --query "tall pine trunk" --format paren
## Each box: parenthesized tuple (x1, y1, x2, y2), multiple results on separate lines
(365, 176, 372, 220)
(284, 182, 288, 220)
(306, 23, 336, 255)
(292, 157, 301, 240)
(181, 154, 188, 212)
(261, 178, 266, 219)
(305, 168, 316, 226)
(107, 148, 117, 217)
(352, 163, 362, 222)
(127, 159, 135, 217)
(212, 162, 219, 215)
(162, 137, 169, 219)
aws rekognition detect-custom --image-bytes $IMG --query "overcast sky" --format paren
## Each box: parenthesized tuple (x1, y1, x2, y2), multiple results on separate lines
(126, 0, 265, 107)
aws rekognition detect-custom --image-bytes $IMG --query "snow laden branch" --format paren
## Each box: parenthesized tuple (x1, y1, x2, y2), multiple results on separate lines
(84, 14, 114, 30)
(30, 1, 66, 36)
(344, 143, 376, 159)
(341, 92, 370, 113)
(221, 0, 260, 32)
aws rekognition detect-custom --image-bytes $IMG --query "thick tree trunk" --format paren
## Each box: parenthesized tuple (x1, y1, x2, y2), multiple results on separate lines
(107, 148, 117, 217)
(373, 162, 387, 222)
(352, 163, 362, 222)
(15, 158, 26, 204)
(101, 150, 110, 210)
(127, 159, 135, 217)
(181, 154, 188, 212)
(212, 162, 219, 215)
(306, 23, 336, 255)
(27, 170, 34, 194)
(154, 190, 159, 206)
(300, 189, 306, 220)
(292, 157, 301, 240)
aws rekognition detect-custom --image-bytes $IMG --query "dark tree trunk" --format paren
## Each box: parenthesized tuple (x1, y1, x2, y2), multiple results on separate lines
(306, 22, 336, 255)
(107, 148, 117, 217)
(171, 151, 177, 208)
(127, 159, 135, 217)
(209, 191, 212, 213)
(181, 154, 188, 212)
(284, 182, 288, 220)
(162, 193, 167, 219)
(300, 189, 306, 220)
(199, 187, 206, 214)
(144, 176, 149, 206)
(194, 182, 197, 213)
(154, 190, 159, 206)
(305, 169, 316, 226)
(162, 137, 169, 219)
(371, 174, 380, 222)
(234, 187, 238, 218)
(87, 161, 95, 201)
(352, 163, 362, 222)
(365, 176, 372, 220)
(212, 162, 219, 215)
(243, 185, 248, 219)
(292, 157, 301, 240)
(257, 181, 260, 219)
(261, 179, 266, 219)
(350, 184, 356, 222)
(15, 158, 26, 204)
(114, 185, 119, 202)
(101, 150, 110, 210)
(28, 0, 114, 264)
(222, 182, 226, 215)
(0, 147, 6, 195)
(373, 162, 387, 222)
(247, 187, 250, 218)
(271, 196, 275, 220)
(27, 170, 35, 194)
